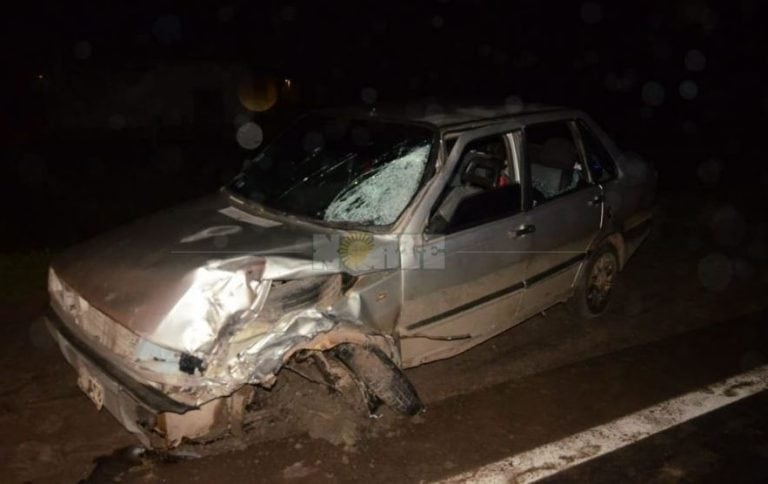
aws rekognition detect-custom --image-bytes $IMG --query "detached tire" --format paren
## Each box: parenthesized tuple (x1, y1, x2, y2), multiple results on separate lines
(568, 244, 619, 318)
(334, 344, 424, 416)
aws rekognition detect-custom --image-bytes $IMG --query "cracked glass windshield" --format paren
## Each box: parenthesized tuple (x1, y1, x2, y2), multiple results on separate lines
(229, 115, 435, 226)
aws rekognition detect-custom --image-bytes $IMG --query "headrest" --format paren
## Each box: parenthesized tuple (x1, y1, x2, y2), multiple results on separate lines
(461, 153, 504, 189)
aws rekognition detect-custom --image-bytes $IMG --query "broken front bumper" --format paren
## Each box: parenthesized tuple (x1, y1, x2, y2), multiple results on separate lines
(45, 308, 195, 447)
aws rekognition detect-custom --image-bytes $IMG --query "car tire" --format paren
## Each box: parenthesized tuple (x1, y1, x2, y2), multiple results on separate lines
(567, 243, 619, 318)
(334, 344, 424, 416)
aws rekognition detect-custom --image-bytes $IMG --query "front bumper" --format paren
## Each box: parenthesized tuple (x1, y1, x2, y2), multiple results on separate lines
(45, 307, 194, 446)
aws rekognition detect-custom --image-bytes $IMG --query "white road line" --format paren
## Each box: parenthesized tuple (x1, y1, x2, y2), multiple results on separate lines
(439, 364, 768, 484)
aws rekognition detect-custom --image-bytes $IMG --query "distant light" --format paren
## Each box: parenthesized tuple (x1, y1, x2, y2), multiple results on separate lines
(284, 78, 292, 88)
(36, 74, 44, 80)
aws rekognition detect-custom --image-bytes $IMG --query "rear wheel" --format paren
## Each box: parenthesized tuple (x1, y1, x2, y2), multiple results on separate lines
(568, 244, 619, 318)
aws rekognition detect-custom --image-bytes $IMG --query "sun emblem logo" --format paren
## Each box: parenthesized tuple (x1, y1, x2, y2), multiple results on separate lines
(339, 232, 375, 270)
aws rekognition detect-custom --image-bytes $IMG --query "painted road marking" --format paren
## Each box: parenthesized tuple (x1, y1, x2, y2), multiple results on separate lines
(439, 364, 768, 483)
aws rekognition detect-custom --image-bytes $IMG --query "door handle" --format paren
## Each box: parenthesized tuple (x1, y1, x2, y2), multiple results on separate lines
(588, 194, 605, 206)
(510, 224, 536, 238)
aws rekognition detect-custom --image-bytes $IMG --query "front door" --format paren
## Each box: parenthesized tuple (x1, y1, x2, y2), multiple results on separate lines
(398, 131, 533, 367)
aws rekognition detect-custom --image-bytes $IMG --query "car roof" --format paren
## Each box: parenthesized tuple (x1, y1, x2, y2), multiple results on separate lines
(316, 102, 572, 131)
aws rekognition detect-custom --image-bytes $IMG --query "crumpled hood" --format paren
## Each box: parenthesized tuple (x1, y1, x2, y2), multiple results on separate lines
(51, 192, 329, 351)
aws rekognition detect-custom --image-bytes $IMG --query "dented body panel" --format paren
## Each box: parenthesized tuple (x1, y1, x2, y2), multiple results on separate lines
(46, 104, 655, 446)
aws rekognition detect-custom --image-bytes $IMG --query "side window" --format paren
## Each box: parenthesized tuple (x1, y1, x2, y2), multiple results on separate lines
(428, 135, 521, 234)
(524, 121, 588, 206)
(577, 120, 617, 183)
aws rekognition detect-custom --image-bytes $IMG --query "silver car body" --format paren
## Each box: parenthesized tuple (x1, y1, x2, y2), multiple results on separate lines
(45, 105, 655, 446)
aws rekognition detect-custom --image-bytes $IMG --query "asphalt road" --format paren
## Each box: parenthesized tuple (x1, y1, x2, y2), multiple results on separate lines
(1, 191, 767, 483)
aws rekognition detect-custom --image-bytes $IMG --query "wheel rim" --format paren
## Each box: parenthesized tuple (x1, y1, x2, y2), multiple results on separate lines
(586, 252, 617, 313)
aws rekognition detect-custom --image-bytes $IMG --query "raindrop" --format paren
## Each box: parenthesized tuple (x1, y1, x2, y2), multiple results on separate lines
(682, 120, 697, 134)
(17, 153, 47, 185)
(739, 350, 766, 371)
(684, 49, 706, 71)
(504, 95, 524, 113)
(641, 81, 665, 107)
(425, 103, 444, 117)
(233, 113, 250, 127)
(29, 318, 54, 350)
(302, 131, 324, 152)
(280, 6, 297, 21)
(708, 205, 746, 247)
(218, 6, 235, 23)
(679, 80, 698, 100)
(746, 237, 767, 261)
(73, 41, 92, 60)
(697, 253, 732, 291)
(351, 126, 372, 146)
(478, 44, 492, 57)
(108, 114, 126, 130)
(492, 50, 509, 66)
(606, 190, 623, 212)
(731, 257, 755, 279)
(431, 15, 444, 28)
(373, 18, 388, 33)
(152, 15, 183, 45)
(696, 159, 721, 184)
(580, 2, 603, 24)
(213, 235, 229, 249)
(361, 87, 378, 104)
(236, 122, 263, 150)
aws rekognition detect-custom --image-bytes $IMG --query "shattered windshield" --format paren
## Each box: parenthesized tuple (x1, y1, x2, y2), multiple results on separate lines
(228, 115, 435, 226)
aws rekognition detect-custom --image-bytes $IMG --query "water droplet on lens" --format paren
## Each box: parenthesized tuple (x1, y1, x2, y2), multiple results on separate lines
(361, 87, 378, 104)
(697, 253, 732, 291)
(580, 2, 603, 24)
(679, 80, 698, 100)
(685, 49, 706, 71)
(73, 41, 92, 60)
(236, 122, 263, 150)
(641, 81, 665, 107)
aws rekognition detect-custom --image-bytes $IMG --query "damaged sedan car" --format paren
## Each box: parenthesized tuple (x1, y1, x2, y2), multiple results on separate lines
(46, 104, 656, 447)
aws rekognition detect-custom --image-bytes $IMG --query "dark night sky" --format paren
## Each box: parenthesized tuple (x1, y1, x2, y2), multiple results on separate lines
(2, 0, 767, 249)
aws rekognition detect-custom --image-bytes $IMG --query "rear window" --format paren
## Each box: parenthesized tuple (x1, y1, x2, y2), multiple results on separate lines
(577, 120, 617, 183)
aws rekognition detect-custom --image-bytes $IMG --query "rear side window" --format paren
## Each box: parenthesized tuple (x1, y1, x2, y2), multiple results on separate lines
(577, 120, 617, 183)
(523, 121, 588, 206)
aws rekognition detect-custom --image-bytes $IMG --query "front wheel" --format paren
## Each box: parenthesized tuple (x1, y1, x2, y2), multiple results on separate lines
(334, 344, 424, 416)
(568, 244, 619, 318)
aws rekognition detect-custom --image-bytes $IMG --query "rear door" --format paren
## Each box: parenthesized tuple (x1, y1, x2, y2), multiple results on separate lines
(517, 120, 603, 318)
